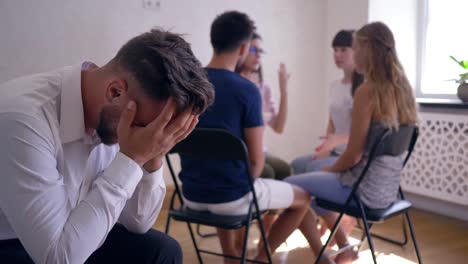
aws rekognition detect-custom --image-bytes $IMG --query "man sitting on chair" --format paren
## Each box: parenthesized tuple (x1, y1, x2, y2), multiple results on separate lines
(179, 11, 323, 264)
(0, 29, 214, 263)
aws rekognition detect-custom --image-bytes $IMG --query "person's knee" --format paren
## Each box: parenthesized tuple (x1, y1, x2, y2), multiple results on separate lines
(290, 158, 303, 174)
(164, 236, 182, 262)
(153, 233, 182, 264)
(268, 157, 291, 180)
(260, 164, 275, 179)
(275, 163, 292, 180)
(290, 186, 312, 208)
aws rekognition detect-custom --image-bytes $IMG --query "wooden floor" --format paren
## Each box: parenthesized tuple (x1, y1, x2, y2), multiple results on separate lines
(153, 208, 468, 264)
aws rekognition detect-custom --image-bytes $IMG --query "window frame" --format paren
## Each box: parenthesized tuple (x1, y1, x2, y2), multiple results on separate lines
(416, 0, 460, 99)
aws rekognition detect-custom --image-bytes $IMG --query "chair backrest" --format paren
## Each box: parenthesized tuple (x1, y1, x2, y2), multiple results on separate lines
(350, 124, 419, 201)
(169, 128, 249, 161)
(366, 124, 419, 165)
(166, 128, 256, 210)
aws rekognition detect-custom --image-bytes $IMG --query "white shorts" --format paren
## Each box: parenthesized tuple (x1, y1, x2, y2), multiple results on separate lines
(183, 178, 295, 216)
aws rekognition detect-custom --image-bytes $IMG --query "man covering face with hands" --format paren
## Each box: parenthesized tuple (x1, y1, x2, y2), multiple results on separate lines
(0, 29, 214, 264)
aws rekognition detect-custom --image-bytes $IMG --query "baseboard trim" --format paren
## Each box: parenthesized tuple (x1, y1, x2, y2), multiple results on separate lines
(404, 191, 468, 221)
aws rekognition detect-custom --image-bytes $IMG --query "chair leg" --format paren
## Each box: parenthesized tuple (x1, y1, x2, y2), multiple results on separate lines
(357, 219, 369, 252)
(405, 210, 423, 264)
(186, 222, 204, 264)
(314, 212, 346, 264)
(240, 223, 251, 264)
(257, 217, 273, 264)
(371, 214, 408, 246)
(356, 214, 408, 246)
(164, 215, 171, 234)
(358, 202, 377, 264)
(196, 224, 217, 238)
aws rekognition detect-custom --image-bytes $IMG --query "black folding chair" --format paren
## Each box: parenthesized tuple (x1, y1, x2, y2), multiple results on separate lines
(314, 125, 423, 264)
(164, 128, 272, 264)
(355, 194, 410, 247)
(195, 224, 217, 238)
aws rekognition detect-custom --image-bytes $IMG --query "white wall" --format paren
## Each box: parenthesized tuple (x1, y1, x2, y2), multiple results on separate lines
(324, 0, 369, 90)
(0, 0, 327, 182)
(262, 0, 327, 162)
(324, 0, 419, 95)
(368, 0, 419, 88)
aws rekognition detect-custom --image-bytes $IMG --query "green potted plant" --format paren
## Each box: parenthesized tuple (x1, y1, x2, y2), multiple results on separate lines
(449, 55, 468, 102)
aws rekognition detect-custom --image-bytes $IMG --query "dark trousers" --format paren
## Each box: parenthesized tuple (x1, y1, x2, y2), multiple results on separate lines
(260, 152, 292, 181)
(0, 224, 182, 264)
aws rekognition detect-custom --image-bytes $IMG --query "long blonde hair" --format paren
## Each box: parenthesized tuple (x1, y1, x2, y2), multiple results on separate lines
(355, 22, 418, 128)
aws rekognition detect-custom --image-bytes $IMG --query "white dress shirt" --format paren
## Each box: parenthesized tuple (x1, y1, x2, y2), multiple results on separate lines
(0, 63, 166, 264)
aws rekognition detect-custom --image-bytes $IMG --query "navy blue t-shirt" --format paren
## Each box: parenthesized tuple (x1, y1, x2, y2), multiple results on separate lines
(179, 68, 264, 203)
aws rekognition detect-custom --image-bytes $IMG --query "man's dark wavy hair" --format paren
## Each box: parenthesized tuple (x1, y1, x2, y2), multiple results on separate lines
(114, 28, 214, 114)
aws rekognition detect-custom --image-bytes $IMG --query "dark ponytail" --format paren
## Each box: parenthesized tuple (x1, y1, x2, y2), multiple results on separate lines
(351, 70, 364, 96)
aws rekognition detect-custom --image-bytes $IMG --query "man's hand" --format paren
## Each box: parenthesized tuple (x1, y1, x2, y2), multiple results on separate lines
(117, 99, 198, 167)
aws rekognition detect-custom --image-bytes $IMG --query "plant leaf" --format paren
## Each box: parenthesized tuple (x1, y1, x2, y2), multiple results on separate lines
(450, 55, 461, 64)
(449, 55, 465, 69)
(460, 72, 468, 82)
(450, 55, 467, 68)
(461, 60, 468, 69)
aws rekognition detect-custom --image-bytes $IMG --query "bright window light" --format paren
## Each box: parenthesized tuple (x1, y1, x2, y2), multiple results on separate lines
(421, 0, 468, 95)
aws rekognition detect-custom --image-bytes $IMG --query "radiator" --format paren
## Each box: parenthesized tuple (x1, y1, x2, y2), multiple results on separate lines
(402, 112, 468, 206)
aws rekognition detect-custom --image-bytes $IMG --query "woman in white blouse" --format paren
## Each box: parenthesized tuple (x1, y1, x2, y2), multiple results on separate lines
(291, 30, 363, 175)
(291, 29, 363, 240)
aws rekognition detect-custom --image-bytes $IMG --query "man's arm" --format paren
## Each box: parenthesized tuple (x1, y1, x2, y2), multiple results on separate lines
(243, 83, 266, 177)
(0, 113, 144, 263)
(244, 126, 265, 177)
(116, 99, 198, 233)
(118, 168, 166, 234)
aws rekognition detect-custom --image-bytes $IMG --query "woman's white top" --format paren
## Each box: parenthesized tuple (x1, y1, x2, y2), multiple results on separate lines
(329, 79, 353, 135)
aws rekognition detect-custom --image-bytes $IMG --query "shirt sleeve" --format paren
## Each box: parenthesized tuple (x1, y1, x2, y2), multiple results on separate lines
(0, 113, 143, 264)
(243, 84, 264, 128)
(118, 166, 166, 234)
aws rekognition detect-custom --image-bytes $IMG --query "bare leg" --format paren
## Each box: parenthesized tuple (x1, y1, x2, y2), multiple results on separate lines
(322, 214, 357, 247)
(298, 209, 335, 264)
(335, 249, 358, 264)
(255, 186, 310, 261)
(262, 211, 279, 235)
(341, 216, 357, 237)
(321, 213, 358, 263)
(234, 211, 280, 255)
(217, 228, 241, 264)
(319, 217, 328, 237)
(233, 227, 245, 255)
(251, 211, 279, 258)
(322, 213, 351, 248)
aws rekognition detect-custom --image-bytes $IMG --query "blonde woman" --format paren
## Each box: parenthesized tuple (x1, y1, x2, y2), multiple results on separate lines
(284, 22, 418, 264)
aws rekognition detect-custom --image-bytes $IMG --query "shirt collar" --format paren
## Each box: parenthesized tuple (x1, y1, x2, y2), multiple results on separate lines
(59, 61, 99, 145)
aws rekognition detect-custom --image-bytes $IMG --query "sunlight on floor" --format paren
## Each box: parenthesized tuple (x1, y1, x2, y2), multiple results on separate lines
(354, 251, 416, 264)
(254, 229, 417, 264)
(274, 229, 362, 253)
(276, 230, 310, 252)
